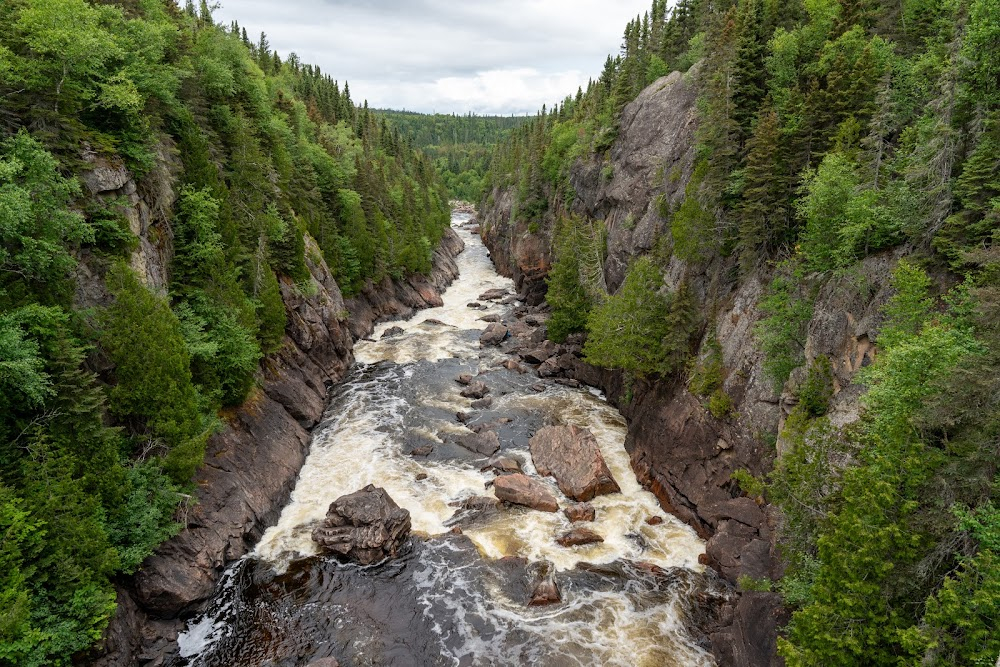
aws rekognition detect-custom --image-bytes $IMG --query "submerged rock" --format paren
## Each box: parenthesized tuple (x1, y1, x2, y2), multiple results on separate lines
(471, 396, 493, 410)
(483, 455, 523, 475)
(450, 495, 500, 511)
(556, 527, 604, 547)
(529, 425, 621, 502)
(455, 373, 474, 385)
(502, 359, 527, 374)
(311, 485, 411, 565)
(493, 474, 559, 513)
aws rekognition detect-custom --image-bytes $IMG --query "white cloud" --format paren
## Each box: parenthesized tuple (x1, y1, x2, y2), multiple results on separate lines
(356, 68, 588, 115)
(212, 0, 653, 113)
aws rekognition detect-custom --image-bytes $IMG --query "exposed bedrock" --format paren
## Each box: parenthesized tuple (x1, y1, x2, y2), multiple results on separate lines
(478, 66, 898, 666)
(90, 201, 463, 665)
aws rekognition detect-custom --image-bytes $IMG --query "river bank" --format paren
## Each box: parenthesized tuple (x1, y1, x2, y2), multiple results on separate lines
(91, 228, 465, 667)
(164, 213, 722, 667)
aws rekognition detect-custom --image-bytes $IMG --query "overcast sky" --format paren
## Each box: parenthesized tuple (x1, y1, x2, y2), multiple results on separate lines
(211, 0, 654, 115)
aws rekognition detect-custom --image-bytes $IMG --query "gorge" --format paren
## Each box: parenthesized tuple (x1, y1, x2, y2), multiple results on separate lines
(1, 0, 998, 665)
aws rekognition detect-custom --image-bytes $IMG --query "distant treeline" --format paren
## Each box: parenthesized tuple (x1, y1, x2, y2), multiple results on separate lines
(377, 110, 530, 202)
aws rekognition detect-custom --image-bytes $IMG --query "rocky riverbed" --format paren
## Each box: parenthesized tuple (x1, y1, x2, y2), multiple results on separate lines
(168, 213, 727, 667)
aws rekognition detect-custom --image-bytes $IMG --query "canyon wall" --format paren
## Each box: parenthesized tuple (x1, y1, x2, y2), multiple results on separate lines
(478, 69, 899, 666)
(80, 151, 464, 666)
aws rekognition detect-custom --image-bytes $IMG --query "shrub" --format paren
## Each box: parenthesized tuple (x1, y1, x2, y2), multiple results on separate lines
(708, 388, 735, 419)
(755, 270, 814, 390)
(797, 356, 834, 417)
(101, 264, 209, 483)
(584, 257, 695, 377)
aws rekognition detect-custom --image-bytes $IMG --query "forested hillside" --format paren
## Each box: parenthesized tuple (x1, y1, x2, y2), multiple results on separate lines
(378, 110, 528, 202)
(481, 0, 999, 663)
(0, 1, 450, 664)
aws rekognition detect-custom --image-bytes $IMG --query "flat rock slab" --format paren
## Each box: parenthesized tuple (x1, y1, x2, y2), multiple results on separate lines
(493, 474, 559, 513)
(556, 528, 604, 547)
(457, 430, 501, 457)
(529, 425, 621, 502)
(478, 288, 509, 301)
(460, 381, 490, 399)
(483, 455, 523, 475)
(311, 485, 411, 565)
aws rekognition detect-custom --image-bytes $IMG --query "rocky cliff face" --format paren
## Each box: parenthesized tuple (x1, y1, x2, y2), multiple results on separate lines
(478, 69, 899, 666)
(82, 151, 464, 666)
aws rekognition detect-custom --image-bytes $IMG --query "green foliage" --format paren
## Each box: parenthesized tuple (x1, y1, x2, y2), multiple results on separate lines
(546, 217, 593, 343)
(0, 131, 91, 303)
(796, 356, 834, 417)
(879, 259, 934, 350)
(584, 257, 696, 377)
(755, 271, 815, 389)
(0, 312, 52, 411)
(732, 469, 768, 498)
(689, 338, 725, 397)
(778, 294, 985, 664)
(796, 153, 909, 272)
(669, 160, 716, 262)
(708, 388, 735, 418)
(101, 264, 209, 483)
(738, 574, 775, 592)
(102, 460, 182, 574)
(376, 110, 528, 201)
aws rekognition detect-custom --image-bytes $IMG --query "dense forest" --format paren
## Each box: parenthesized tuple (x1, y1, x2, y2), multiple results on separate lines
(377, 110, 528, 202)
(0, 1, 450, 664)
(484, 0, 999, 664)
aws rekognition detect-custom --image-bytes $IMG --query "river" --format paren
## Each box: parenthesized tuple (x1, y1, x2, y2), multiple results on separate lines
(172, 213, 714, 667)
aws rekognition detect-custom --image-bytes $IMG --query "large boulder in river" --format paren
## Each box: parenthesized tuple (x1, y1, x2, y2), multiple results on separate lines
(479, 322, 509, 346)
(493, 474, 559, 512)
(529, 426, 621, 502)
(311, 485, 411, 565)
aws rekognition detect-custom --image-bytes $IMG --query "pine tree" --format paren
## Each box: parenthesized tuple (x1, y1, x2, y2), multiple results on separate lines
(738, 106, 793, 272)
